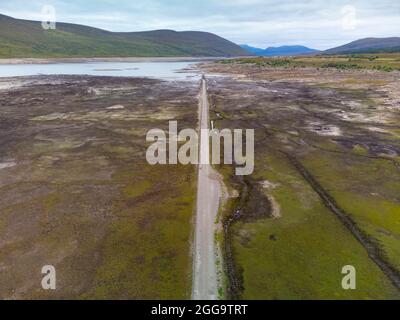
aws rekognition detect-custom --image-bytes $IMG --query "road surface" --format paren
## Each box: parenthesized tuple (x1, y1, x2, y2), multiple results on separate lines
(192, 76, 221, 300)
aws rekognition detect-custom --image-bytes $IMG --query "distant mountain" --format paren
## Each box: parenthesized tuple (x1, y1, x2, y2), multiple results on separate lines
(240, 44, 319, 56)
(324, 37, 400, 54)
(240, 45, 265, 56)
(0, 14, 248, 58)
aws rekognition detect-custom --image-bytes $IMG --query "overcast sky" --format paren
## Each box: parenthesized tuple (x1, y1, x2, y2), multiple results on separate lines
(0, 0, 399, 50)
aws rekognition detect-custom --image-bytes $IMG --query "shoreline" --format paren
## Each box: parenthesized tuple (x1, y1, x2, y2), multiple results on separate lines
(0, 57, 222, 65)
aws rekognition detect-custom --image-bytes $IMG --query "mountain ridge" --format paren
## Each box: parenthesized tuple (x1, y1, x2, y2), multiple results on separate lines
(240, 44, 319, 56)
(324, 37, 400, 54)
(0, 13, 248, 58)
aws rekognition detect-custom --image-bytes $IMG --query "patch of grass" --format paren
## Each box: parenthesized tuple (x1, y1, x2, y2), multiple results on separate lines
(231, 152, 400, 299)
(373, 65, 394, 72)
(221, 53, 400, 72)
(81, 163, 196, 299)
(321, 62, 362, 70)
(301, 151, 400, 271)
(123, 180, 151, 198)
(208, 77, 400, 299)
(0, 76, 199, 299)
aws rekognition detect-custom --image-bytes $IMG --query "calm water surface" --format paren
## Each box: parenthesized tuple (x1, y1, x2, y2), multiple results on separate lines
(0, 61, 202, 80)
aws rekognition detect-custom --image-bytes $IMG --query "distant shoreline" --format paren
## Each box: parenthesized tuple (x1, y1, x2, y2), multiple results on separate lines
(0, 57, 223, 65)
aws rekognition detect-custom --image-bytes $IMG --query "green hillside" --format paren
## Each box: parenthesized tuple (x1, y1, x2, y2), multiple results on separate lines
(324, 37, 400, 55)
(0, 14, 248, 58)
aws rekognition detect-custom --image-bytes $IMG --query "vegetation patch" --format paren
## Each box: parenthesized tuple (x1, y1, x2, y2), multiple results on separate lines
(0, 75, 198, 299)
(219, 53, 400, 72)
(205, 72, 400, 299)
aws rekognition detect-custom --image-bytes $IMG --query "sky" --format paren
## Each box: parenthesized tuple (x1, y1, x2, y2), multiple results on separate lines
(0, 0, 399, 50)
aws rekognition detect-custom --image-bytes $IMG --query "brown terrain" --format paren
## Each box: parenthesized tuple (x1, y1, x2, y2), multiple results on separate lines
(200, 60, 400, 299)
(0, 75, 198, 299)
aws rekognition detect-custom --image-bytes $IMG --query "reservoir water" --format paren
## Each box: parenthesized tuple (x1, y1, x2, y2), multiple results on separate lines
(0, 61, 202, 80)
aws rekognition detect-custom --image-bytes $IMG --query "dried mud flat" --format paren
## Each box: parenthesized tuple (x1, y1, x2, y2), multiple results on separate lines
(200, 62, 400, 299)
(0, 75, 198, 299)
(1, 61, 400, 300)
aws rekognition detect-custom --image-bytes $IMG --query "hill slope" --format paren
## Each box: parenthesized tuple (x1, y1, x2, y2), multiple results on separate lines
(240, 45, 266, 56)
(240, 44, 319, 56)
(324, 37, 400, 54)
(0, 14, 248, 58)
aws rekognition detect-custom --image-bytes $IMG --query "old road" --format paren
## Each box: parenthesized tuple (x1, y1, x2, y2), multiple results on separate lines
(192, 76, 222, 300)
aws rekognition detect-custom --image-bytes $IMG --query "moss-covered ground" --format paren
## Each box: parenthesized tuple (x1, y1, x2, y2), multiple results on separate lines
(0, 75, 198, 299)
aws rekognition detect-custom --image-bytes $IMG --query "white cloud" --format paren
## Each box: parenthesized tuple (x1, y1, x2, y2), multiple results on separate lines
(0, 0, 399, 50)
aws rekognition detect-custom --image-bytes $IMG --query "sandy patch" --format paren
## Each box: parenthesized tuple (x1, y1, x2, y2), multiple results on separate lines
(367, 126, 389, 133)
(337, 111, 390, 124)
(0, 161, 16, 170)
(260, 180, 280, 189)
(0, 57, 217, 65)
(0, 80, 25, 91)
(267, 194, 281, 219)
(107, 105, 125, 110)
(31, 108, 178, 122)
(259, 180, 281, 219)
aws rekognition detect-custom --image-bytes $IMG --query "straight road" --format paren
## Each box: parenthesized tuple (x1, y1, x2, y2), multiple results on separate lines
(192, 76, 221, 300)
